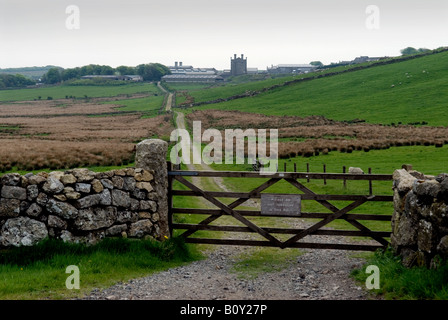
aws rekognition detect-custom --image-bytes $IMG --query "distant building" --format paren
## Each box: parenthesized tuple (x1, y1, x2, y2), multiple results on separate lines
(230, 54, 247, 76)
(127, 75, 143, 81)
(247, 68, 259, 74)
(169, 61, 217, 75)
(221, 69, 231, 76)
(163, 61, 221, 82)
(267, 64, 316, 74)
(351, 56, 383, 64)
(161, 74, 224, 83)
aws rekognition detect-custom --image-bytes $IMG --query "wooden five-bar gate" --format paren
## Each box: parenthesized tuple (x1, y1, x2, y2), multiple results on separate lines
(168, 164, 393, 251)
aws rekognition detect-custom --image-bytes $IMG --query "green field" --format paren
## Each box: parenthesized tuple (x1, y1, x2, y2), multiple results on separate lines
(0, 82, 161, 102)
(106, 95, 165, 116)
(187, 75, 296, 103)
(188, 50, 448, 126)
(164, 83, 216, 92)
(177, 64, 378, 105)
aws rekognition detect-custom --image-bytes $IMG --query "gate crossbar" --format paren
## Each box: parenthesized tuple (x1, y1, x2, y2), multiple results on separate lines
(284, 178, 390, 247)
(174, 176, 283, 247)
(169, 170, 391, 250)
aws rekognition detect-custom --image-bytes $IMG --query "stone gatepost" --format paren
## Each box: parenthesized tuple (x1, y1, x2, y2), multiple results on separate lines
(135, 139, 170, 239)
(392, 168, 448, 268)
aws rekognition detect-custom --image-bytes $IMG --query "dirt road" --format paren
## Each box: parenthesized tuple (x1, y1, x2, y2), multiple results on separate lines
(81, 110, 377, 301)
(157, 81, 173, 112)
(174, 111, 233, 193)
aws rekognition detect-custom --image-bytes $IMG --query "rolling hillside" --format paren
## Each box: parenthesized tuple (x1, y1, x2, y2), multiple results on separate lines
(189, 50, 448, 127)
(0, 66, 58, 80)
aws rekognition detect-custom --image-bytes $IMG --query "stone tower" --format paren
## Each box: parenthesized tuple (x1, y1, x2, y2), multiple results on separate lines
(230, 54, 247, 76)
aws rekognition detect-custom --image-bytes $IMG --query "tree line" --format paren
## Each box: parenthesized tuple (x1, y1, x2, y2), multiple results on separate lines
(42, 63, 171, 84)
(400, 47, 431, 55)
(0, 74, 35, 89)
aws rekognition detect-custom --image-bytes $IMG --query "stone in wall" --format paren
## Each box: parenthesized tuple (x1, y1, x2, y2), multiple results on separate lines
(129, 219, 153, 238)
(0, 216, 48, 247)
(0, 198, 21, 217)
(74, 207, 117, 231)
(392, 168, 448, 268)
(46, 199, 79, 220)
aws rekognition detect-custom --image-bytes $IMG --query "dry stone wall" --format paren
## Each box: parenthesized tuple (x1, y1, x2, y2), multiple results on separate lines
(392, 168, 448, 268)
(0, 139, 170, 248)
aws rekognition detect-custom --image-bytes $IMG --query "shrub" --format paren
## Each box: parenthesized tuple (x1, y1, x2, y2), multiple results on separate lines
(303, 151, 313, 158)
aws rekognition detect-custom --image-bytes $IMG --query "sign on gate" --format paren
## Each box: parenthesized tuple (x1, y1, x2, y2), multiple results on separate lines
(261, 194, 301, 216)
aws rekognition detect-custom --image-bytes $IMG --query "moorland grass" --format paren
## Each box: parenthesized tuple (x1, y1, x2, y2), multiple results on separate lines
(105, 94, 165, 116)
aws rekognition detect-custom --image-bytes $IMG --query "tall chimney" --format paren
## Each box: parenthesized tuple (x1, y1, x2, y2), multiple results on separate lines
(241, 54, 244, 59)
(175, 61, 178, 68)
(180, 62, 183, 67)
(234, 54, 237, 59)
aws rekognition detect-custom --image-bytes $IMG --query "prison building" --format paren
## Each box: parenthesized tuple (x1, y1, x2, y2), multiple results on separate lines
(161, 74, 224, 83)
(169, 61, 217, 75)
(230, 54, 247, 76)
(165, 61, 220, 82)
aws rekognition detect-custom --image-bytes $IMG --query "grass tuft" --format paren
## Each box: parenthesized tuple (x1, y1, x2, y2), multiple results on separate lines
(351, 248, 448, 300)
(230, 247, 303, 280)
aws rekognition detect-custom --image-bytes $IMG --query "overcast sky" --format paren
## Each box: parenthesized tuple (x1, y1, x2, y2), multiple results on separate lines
(1, 0, 447, 70)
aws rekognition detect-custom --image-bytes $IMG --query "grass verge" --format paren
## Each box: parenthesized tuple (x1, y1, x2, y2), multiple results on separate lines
(351, 248, 448, 300)
(0, 237, 202, 300)
(230, 247, 303, 280)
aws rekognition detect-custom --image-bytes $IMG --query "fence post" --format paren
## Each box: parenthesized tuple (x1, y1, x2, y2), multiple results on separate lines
(167, 161, 174, 237)
(323, 164, 327, 185)
(307, 163, 310, 183)
(343, 166, 347, 189)
(368, 167, 373, 195)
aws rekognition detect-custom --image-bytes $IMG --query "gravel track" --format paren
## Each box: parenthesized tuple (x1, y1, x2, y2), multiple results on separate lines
(81, 110, 379, 301)
(82, 222, 376, 301)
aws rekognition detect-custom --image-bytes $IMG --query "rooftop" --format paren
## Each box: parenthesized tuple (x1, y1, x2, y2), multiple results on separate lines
(162, 74, 223, 79)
